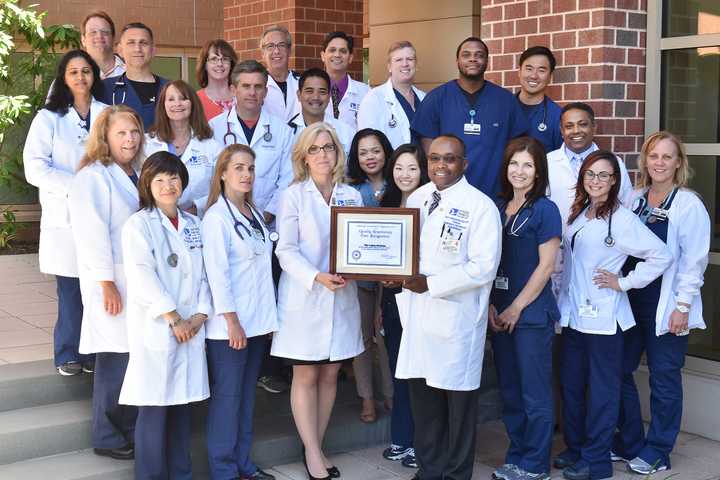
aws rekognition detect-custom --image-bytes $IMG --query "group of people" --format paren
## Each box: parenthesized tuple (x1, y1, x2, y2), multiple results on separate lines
(20, 9, 711, 480)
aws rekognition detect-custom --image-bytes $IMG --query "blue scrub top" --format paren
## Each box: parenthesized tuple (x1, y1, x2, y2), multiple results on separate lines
(491, 196, 562, 328)
(411, 80, 529, 197)
(352, 180, 385, 208)
(517, 95, 563, 153)
(101, 74, 169, 128)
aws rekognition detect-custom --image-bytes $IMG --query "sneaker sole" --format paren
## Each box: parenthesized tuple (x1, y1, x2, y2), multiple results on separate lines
(627, 464, 667, 475)
(256, 382, 283, 394)
(57, 367, 81, 376)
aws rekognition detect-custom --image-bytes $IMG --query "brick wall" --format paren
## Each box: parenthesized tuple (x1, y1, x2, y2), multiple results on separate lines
(224, 0, 364, 80)
(31, 0, 223, 49)
(481, 0, 647, 168)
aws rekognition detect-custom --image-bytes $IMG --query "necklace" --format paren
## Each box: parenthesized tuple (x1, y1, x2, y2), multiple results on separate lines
(173, 131, 191, 154)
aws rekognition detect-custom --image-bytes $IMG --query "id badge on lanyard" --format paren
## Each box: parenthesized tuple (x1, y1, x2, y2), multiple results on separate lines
(464, 109, 481, 136)
(578, 299, 598, 318)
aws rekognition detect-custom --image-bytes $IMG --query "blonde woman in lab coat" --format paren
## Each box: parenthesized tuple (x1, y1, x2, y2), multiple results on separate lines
(271, 122, 364, 480)
(68, 105, 144, 460)
(23, 49, 108, 376)
(120, 151, 210, 479)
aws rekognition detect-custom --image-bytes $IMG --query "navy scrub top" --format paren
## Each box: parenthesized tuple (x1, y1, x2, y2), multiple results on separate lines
(411, 80, 529, 198)
(491, 196, 562, 328)
(517, 95, 563, 153)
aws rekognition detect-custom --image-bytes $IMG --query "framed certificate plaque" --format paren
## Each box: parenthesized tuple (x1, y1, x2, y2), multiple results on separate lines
(330, 207, 420, 281)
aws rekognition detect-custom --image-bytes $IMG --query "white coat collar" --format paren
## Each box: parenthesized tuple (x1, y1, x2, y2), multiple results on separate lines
(429, 176, 469, 199)
(108, 162, 140, 200)
(562, 142, 598, 162)
(226, 106, 272, 146)
(380, 78, 422, 103)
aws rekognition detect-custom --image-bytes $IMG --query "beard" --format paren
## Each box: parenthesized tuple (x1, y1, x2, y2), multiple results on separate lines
(458, 65, 486, 81)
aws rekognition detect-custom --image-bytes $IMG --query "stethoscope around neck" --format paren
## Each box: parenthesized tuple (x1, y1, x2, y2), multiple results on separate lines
(517, 92, 548, 132)
(570, 204, 615, 251)
(221, 192, 279, 244)
(504, 199, 533, 237)
(223, 110, 273, 145)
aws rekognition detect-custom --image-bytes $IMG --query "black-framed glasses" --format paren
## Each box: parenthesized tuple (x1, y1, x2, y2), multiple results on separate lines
(584, 170, 614, 182)
(262, 42, 289, 52)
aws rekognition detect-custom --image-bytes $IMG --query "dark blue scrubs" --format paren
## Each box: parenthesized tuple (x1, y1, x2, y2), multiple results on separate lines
(394, 88, 420, 145)
(490, 196, 561, 474)
(380, 285, 415, 449)
(101, 74, 169, 128)
(516, 95, 563, 153)
(411, 80, 528, 197)
(614, 189, 687, 470)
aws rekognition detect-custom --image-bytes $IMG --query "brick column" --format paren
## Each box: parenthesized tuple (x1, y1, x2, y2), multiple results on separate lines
(481, 0, 647, 168)
(223, 0, 364, 80)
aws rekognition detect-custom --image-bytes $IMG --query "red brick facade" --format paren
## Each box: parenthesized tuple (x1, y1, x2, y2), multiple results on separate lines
(481, 0, 647, 167)
(223, 0, 364, 80)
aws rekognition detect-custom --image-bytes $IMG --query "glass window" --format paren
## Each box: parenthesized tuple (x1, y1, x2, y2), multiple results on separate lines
(187, 57, 200, 90)
(660, 48, 720, 143)
(663, 0, 720, 38)
(151, 56, 182, 81)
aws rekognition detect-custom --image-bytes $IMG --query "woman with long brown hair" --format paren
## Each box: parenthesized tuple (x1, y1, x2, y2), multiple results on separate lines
(553, 150, 672, 480)
(68, 105, 145, 460)
(201, 144, 279, 480)
(196, 39, 238, 122)
(145, 80, 222, 214)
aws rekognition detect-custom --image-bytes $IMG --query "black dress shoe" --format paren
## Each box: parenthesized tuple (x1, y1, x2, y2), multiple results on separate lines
(246, 469, 276, 480)
(326, 465, 340, 478)
(93, 444, 134, 460)
(302, 447, 330, 480)
(562, 463, 590, 480)
(553, 451, 578, 469)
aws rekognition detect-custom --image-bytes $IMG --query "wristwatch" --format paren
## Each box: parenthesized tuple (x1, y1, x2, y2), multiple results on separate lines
(675, 304, 690, 314)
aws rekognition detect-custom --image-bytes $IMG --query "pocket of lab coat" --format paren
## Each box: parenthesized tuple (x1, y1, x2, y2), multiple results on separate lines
(143, 313, 173, 351)
(421, 297, 464, 339)
(40, 191, 70, 227)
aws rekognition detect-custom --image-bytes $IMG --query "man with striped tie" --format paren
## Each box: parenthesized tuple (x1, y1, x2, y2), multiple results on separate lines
(395, 134, 502, 480)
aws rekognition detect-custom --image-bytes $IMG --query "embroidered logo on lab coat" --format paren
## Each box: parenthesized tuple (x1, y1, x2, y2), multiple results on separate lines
(187, 153, 209, 167)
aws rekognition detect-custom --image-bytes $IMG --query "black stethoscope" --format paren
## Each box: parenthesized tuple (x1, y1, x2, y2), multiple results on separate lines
(223, 110, 273, 145)
(516, 93, 548, 132)
(503, 199, 534, 237)
(569, 205, 615, 250)
(221, 193, 279, 243)
(158, 209, 201, 268)
(632, 187, 678, 224)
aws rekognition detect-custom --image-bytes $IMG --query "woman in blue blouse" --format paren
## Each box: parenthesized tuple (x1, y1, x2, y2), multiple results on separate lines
(489, 136, 562, 480)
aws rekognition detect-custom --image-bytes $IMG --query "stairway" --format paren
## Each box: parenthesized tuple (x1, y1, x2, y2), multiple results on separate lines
(0, 350, 501, 479)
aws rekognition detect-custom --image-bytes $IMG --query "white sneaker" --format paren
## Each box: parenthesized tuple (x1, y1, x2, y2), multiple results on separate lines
(627, 456, 668, 475)
(492, 464, 519, 480)
(610, 451, 629, 462)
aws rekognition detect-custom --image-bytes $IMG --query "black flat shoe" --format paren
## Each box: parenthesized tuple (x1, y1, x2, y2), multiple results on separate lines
(562, 464, 590, 480)
(326, 465, 340, 478)
(246, 469, 276, 480)
(93, 444, 134, 460)
(553, 451, 578, 470)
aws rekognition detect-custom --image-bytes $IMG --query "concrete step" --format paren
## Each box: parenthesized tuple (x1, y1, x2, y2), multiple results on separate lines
(0, 394, 390, 479)
(0, 360, 92, 412)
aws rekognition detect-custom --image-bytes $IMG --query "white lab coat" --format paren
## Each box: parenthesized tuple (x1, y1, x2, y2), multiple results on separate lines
(324, 74, 370, 131)
(288, 112, 354, 158)
(558, 205, 672, 335)
(357, 79, 426, 149)
(209, 107, 293, 216)
(143, 133, 223, 212)
(202, 199, 279, 339)
(264, 70, 301, 122)
(69, 161, 140, 354)
(271, 180, 364, 361)
(547, 143, 634, 295)
(625, 188, 710, 336)
(23, 98, 109, 277)
(119, 208, 211, 406)
(395, 178, 502, 391)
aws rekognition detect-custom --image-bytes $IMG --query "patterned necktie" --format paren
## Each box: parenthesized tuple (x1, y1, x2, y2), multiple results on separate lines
(331, 84, 340, 119)
(428, 190, 441, 215)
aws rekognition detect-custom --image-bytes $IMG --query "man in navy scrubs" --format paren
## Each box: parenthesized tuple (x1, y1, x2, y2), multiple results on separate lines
(515, 46, 563, 153)
(102, 23, 168, 128)
(412, 37, 528, 197)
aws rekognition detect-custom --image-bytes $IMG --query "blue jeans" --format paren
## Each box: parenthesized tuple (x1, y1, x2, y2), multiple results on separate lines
(206, 336, 267, 479)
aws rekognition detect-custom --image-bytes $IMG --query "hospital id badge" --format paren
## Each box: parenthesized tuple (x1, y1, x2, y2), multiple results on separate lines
(464, 123, 481, 135)
(578, 301, 598, 318)
(440, 236, 460, 254)
(494, 276, 509, 290)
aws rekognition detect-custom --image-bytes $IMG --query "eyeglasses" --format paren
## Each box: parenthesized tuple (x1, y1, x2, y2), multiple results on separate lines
(429, 154, 465, 163)
(307, 143, 336, 155)
(584, 170, 614, 182)
(262, 42, 289, 52)
(86, 29, 112, 37)
(207, 56, 232, 65)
